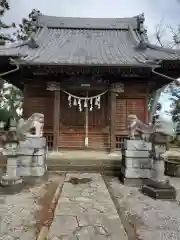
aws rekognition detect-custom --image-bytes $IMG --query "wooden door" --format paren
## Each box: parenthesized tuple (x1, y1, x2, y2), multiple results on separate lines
(59, 90, 109, 149)
(60, 91, 85, 148)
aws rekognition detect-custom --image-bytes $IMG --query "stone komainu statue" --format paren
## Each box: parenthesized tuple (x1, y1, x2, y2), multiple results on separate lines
(127, 114, 174, 152)
(16, 113, 44, 140)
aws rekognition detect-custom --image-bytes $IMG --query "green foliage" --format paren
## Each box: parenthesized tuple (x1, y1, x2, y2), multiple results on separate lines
(0, 107, 12, 122)
(169, 85, 180, 133)
(0, 83, 23, 121)
(14, 9, 41, 41)
(0, 0, 16, 43)
(148, 93, 154, 112)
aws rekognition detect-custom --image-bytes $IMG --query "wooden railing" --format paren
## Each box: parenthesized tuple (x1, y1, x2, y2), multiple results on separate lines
(44, 131, 53, 150)
(116, 135, 128, 149)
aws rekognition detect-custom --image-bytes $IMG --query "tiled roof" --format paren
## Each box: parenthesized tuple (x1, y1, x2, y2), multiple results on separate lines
(0, 14, 180, 66)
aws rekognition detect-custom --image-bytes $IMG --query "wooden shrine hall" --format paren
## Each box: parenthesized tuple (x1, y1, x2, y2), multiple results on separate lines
(1, 13, 180, 151)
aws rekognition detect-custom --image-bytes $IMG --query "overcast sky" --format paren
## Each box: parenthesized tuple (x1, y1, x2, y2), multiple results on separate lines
(3, 0, 180, 116)
(4, 0, 180, 42)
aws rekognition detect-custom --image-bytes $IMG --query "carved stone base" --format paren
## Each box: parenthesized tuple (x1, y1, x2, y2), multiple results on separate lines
(1, 175, 22, 186)
(123, 139, 152, 151)
(121, 165, 152, 178)
(142, 179, 176, 200)
(0, 175, 23, 194)
(119, 174, 149, 187)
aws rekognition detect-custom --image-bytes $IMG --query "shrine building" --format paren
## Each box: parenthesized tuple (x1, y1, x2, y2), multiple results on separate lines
(1, 13, 180, 151)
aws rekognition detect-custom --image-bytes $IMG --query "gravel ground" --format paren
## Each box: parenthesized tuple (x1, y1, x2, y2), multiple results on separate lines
(0, 172, 65, 240)
(104, 176, 180, 240)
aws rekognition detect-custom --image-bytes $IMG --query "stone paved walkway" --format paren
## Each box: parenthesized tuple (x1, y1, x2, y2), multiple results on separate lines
(48, 173, 128, 240)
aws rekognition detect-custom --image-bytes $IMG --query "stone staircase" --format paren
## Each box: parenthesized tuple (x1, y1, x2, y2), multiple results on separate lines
(47, 150, 122, 175)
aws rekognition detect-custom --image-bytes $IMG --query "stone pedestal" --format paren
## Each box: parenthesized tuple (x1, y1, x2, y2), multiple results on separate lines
(120, 140, 152, 186)
(0, 141, 23, 191)
(142, 151, 176, 200)
(18, 136, 47, 177)
(142, 178, 176, 200)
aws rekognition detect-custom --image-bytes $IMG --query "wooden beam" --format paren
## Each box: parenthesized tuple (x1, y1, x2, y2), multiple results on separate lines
(53, 89, 60, 150)
(110, 88, 116, 151)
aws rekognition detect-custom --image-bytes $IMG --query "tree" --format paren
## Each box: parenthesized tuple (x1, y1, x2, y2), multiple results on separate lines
(0, 9, 41, 123)
(14, 9, 41, 41)
(0, 83, 23, 123)
(149, 21, 180, 129)
(0, 0, 16, 43)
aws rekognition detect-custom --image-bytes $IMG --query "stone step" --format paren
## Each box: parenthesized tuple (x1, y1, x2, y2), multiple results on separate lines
(48, 168, 120, 176)
(47, 158, 121, 174)
(47, 164, 121, 173)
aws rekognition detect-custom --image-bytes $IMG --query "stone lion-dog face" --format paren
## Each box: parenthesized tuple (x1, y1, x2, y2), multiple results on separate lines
(127, 114, 151, 140)
(127, 115, 138, 139)
(32, 113, 44, 123)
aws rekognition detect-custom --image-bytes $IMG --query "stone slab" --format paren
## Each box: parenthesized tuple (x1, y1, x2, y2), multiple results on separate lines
(119, 174, 149, 187)
(31, 166, 46, 177)
(18, 155, 32, 166)
(121, 165, 152, 178)
(19, 137, 46, 149)
(17, 166, 31, 177)
(48, 173, 128, 240)
(18, 147, 45, 156)
(122, 150, 149, 158)
(32, 155, 46, 166)
(124, 139, 152, 151)
(18, 148, 34, 155)
(122, 156, 153, 169)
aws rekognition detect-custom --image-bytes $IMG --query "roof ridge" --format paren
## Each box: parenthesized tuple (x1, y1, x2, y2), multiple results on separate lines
(33, 13, 145, 30)
(34, 13, 143, 21)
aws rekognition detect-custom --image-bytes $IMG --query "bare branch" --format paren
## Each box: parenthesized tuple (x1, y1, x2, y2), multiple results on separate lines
(155, 22, 165, 47)
(167, 25, 180, 45)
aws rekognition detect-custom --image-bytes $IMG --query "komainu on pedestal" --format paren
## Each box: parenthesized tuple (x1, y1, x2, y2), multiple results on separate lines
(120, 112, 176, 200)
(0, 113, 47, 193)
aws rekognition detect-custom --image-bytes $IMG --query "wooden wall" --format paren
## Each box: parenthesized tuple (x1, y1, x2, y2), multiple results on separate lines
(23, 81, 148, 150)
(115, 83, 147, 135)
(23, 82, 54, 130)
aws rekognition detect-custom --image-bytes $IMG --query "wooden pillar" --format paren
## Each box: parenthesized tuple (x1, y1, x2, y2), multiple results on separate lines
(110, 88, 116, 151)
(23, 84, 28, 118)
(145, 87, 149, 124)
(53, 89, 60, 150)
(144, 96, 149, 124)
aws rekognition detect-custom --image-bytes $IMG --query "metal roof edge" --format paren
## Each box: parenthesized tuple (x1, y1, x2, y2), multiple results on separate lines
(9, 59, 151, 68)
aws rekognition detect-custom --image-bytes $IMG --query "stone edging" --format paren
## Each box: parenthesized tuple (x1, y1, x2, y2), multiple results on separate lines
(37, 174, 66, 240)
